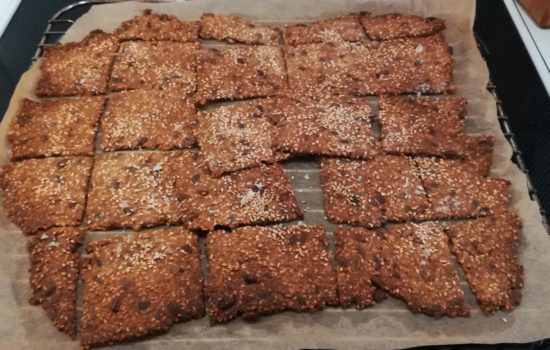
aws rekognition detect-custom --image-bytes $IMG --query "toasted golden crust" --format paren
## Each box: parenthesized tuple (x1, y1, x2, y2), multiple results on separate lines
(86, 152, 187, 231)
(196, 46, 287, 103)
(360, 12, 445, 40)
(36, 30, 118, 97)
(205, 225, 337, 323)
(100, 88, 197, 151)
(115, 9, 199, 42)
(446, 212, 523, 314)
(462, 134, 494, 177)
(283, 14, 366, 46)
(286, 34, 454, 96)
(179, 162, 303, 231)
(271, 95, 379, 158)
(375, 223, 470, 318)
(334, 227, 385, 309)
(109, 41, 198, 94)
(0, 157, 93, 234)
(9, 97, 103, 161)
(27, 227, 86, 338)
(320, 156, 433, 227)
(81, 227, 204, 348)
(379, 95, 467, 157)
(200, 13, 281, 45)
(196, 100, 278, 176)
(414, 157, 510, 219)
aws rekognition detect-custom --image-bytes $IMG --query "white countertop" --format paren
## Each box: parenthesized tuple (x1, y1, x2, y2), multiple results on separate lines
(505, 0, 550, 96)
(0, 0, 21, 39)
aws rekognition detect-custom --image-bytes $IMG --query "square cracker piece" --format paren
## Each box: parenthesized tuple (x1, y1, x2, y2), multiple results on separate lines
(100, 88, 197, 151)
(375, 222, 470, 318)
(36, 30, 118, 97)
(179, 161, 303, 231)
(81, 227, 204, 348)
(115, 9, 199, 42)
(200, 13, 281, 45)
(286, 33, 453, 96)
(205, 225, 337, 323)
(86, 151, 189, 231)
(27, 227, 86, 338)
(334, 227, 386, 309)
(360, 12, 445, 40)
(283, 13, 366, 46)
(379, 95, 467, 157)
(320, 156, 433, 228)
(196, 46, 287, 103)
(0, 157, 93, 234)
(446, 211, 523, 314)
(109, 41, 198, 94)
(414, 157, 510, 219)
(9, 97, 103, 160)
(271, 95, 378, 158)
(196, 100, 278, 177)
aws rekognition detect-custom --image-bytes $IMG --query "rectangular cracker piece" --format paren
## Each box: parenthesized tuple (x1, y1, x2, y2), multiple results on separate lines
(271, 95, 379, 158)
(86, 151, 189, 231)
(100, 88, 197, 151)
(200, 13, 281, 45)
(109, 41, 198, 94)
(179, 162, 303, 231)
(446, 211, 523, 314)
(286, 33, 453, 96)
(319, 158, 384, 228)
(319, 156, 432, 227)
(414, 157, 510, 219)
(205, 225, 337, 323)
(462, 134, 494, 177)
(36, 30, 118, 97)
(114, 9, 199, 42)
(360, 12, 446, 40)
(375, 222, 470, 318)
(27, 227, 86, 338)
(9, 97, 104, 160)
(379, 95, 467, 157)
(334, 227, 385, 309)
(283, 13, 366, 46)
(196, 100, 278, 177)
(0, 157, 93, 234)
(81, 227, 204, 348)
(196, 46, 287, 103)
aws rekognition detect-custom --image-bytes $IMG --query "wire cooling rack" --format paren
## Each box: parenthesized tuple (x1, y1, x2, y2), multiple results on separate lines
(30, 0, 550, 232)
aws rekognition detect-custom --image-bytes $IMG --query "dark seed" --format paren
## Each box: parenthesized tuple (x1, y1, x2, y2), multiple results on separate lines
(237, 57, 245, 64)
(295, 294, 306, 306)
(67, 201, 77, 209)
(350, 194, 360, 206)
(111, 298, 121, 313)
(40, 284, 56, 297)
(372, 191, 386, 205)
(191, 174, 200, 184)
(112, 180, 121, 189)
(49, 174, 62, 183)
(251, 184, 260, 192)
(181, 244, 193, 254)
(218, 297, 236, 310)
(257, 70, 266, 77)
(243, 274, 257, 284)
(137, 136, 148, 146)
(239, 139, 250, 146)
(374, 289, 386, 303)
(256, 290, 270, 298)
(123, 207, 135, 215)
(138, 301, 151, 310)
(427, 126, 436, 136)
(168, 302, 182, 317)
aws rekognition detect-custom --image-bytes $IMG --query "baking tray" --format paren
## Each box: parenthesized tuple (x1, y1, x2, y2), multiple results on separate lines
(1, 1, 549, 349)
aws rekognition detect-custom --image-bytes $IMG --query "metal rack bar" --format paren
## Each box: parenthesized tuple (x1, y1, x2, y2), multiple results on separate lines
(31, 0, 550, 232)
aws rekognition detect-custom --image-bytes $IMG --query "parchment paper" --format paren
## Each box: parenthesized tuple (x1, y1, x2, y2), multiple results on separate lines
(0, 1, 549, 349)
